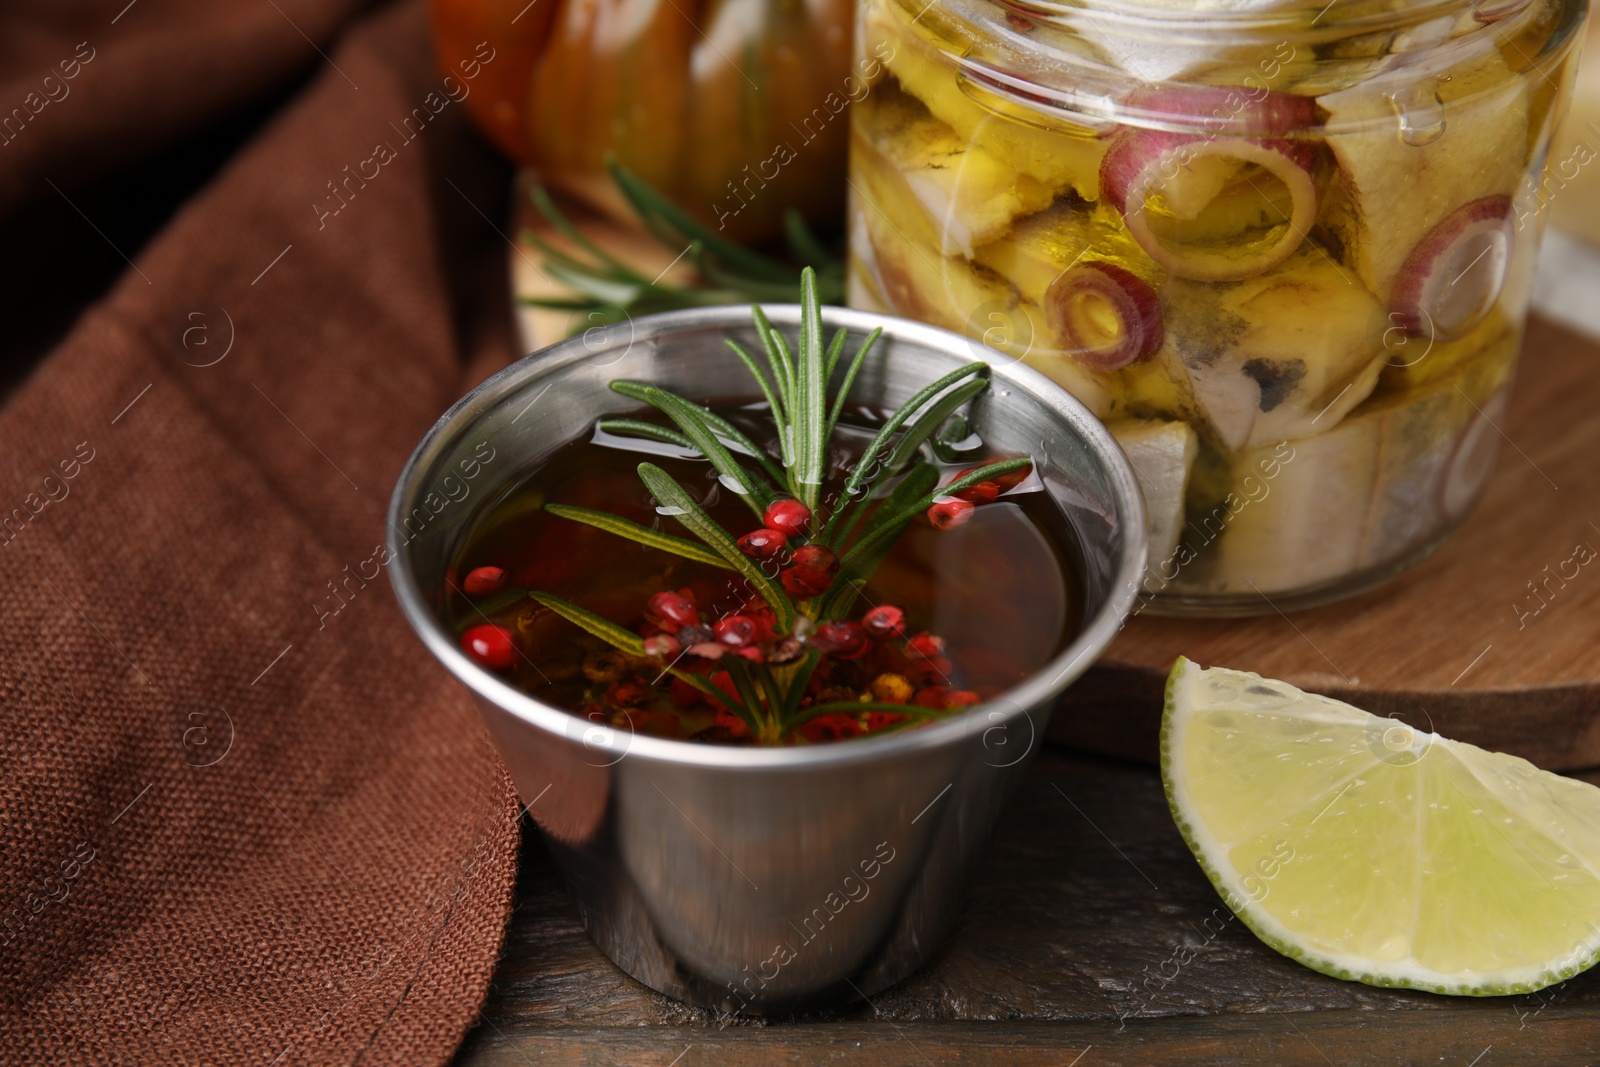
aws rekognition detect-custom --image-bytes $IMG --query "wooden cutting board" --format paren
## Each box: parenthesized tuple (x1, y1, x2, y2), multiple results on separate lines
(456, 749, 1600, 1065)
(1054, 315, 1600, 770)
(507, 190, 1600, 771)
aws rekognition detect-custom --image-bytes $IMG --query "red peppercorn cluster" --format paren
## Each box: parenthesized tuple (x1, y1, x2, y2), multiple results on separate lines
(461, 622, 517, 670)
(453, 489, 991, 745)
(924, 463, 1032, 531)
(781, 544, 836, 596)
(602, 583, 980, 744)
(763, 499, 810, 537)
(735, 527, 786, 559)
(462, 565, 507, 596)
(642, 588, 773, 665)
(735, 500, 843, 599)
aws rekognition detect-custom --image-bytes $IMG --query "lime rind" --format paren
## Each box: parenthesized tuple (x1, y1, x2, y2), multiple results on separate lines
(1160, 656, 1600, 997)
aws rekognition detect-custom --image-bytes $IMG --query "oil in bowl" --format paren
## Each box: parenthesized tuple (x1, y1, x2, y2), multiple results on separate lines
(439, 403, 1084, 746)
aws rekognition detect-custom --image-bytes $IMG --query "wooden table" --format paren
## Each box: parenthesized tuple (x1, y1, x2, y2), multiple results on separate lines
(453, 747, 1600, 1065)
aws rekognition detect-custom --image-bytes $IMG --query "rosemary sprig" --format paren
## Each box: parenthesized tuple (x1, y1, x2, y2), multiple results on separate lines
(593, 418, 696, 451)
(634, 464, 794, 630)
(527, 593, 745, 716)
(543, 505, 731, 570)
(835, 458, 1035, 577)
(627, 388, 779, 517)
(819, 364, 990, 546)
(816, 463, 939, 619)
(528, 590, 648, 656)
(522, 268, 1026, 744)
(518, 159, 843, 335)
(792, 269, 827, 512)
(610, 381, 789, 488)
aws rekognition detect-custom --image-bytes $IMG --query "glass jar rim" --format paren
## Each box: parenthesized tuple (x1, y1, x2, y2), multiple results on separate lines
(997, 0, 1504, 34)
(892, 0, 1581, 135)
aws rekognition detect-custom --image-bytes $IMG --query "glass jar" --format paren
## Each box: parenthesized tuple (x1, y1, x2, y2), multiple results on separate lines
(847, 0, 1587, 614)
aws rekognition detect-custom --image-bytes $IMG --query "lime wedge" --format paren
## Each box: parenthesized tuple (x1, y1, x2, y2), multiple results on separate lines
(1162, 657, 1600, 995)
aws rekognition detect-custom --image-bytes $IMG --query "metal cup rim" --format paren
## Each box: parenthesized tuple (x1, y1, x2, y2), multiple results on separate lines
(386, 303, 1148, 770)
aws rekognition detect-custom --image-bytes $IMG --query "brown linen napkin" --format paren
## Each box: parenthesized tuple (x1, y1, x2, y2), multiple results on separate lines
(0, 2, 525, 1063)
(0, 0, 377, 215)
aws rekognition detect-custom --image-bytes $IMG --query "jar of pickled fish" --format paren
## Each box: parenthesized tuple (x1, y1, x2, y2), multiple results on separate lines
(848, 0, 1586, 613)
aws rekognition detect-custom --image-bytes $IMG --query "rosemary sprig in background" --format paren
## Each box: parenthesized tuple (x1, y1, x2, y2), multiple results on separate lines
(518, 158, 845, 333)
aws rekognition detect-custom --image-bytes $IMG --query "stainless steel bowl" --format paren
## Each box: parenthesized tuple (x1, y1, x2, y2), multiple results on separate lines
(387, 305, 1146, 1012)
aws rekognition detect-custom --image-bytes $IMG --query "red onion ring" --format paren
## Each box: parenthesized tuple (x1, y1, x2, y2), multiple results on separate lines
(1044, 261, 1164, 370)
(1389, 195, 1514, 340)
(1101, 133, 1319, 282)
(1116, 86, 1317, 139)
(1471, 0, 1532, 22)
(1099, 88, 1319, 282)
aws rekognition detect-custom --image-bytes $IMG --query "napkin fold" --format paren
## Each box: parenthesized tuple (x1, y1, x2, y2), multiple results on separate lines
(0, 2, 524, 1063)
